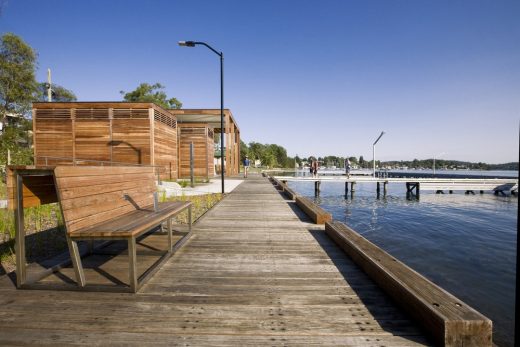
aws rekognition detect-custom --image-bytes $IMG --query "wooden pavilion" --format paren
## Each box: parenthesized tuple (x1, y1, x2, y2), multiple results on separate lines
(32, 103, 241, 180)
(32, 102, 178, 180)
(170, 109, 240, 177)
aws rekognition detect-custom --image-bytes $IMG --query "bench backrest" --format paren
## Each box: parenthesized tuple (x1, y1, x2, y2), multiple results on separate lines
(54, 166, 156, 234)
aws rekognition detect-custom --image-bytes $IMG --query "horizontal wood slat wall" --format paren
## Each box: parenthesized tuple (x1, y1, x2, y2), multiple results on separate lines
(169, 108, 240, 177)
(54, 166, 156, 234)
(178, 123, 214, 179)
(153, 109, 177, 180)
(207, 128, 215, 177)
(32, 103, 178, 180)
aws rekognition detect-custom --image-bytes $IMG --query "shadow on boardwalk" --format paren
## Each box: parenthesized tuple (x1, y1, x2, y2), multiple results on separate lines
(0, 174, 432, 346)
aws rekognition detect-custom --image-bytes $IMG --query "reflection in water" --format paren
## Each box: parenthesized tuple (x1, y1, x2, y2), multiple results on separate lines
(288, 180, 517, 347)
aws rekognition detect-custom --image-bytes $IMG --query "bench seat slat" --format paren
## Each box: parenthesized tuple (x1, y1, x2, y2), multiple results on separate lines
(69, 201, 191, 238)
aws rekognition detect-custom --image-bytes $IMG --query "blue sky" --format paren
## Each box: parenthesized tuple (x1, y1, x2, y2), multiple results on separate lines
(1, 0, 519, 163)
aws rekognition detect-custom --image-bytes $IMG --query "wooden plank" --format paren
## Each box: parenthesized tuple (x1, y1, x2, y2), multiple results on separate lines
(294, 196, 332, 224)
(325, 220, 492, 346)
(55, 165, 153, 177)
(0, 175, 436, 346)
(178, 124, 213, 178)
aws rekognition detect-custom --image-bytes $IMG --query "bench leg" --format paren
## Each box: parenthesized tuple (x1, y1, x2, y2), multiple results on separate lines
(188, 205, 192, 233)
(167, 217, 173, 252)
(128, 237, 138, 292)
(66, 236, 86, 287)
(14, 173, 26, 288)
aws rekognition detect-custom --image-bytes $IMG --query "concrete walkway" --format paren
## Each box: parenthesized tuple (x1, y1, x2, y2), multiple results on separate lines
(158, 177, 243, 196)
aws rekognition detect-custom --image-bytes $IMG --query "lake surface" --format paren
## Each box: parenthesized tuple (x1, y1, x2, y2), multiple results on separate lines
(287, 178, 517, 347)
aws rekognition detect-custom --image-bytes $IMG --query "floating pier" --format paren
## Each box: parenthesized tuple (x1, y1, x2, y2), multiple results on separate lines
(274, 176, 518, 198)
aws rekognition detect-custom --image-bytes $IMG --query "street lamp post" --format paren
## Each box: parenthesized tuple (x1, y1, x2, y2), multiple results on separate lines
(179, 40, 225, 194)
(372, 131, 385, 178)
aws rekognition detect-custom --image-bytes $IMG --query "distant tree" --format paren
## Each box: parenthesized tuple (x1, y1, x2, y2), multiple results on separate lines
(262, 147, 277, 168)
(269, 144, 287, 167)
(37, 82, 77, 102)
(0, 117, 33, 166)
(0, 33, 38, 125)
(240, 140, 248, 163)
(247, 142, 265, 163)
(120, 83, 182, 109)
(359, 156, 365, 167)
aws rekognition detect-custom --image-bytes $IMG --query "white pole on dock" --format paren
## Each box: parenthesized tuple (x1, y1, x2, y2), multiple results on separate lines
(373, 131, 385, 178)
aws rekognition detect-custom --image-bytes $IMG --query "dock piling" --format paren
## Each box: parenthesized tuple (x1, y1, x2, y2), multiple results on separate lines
(314, 181, 321, 196)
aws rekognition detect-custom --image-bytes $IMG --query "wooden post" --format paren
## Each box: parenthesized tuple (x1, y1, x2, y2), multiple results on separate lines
(190, 142, 194, 188)
(128, 237, 138, 292)
(314, 181, 320, 196)
(383, 182, 388, 196)
(14, 173, 25, 288)
(345, 182, 349, 194)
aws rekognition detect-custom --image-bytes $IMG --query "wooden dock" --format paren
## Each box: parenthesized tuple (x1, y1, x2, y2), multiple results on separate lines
(274, 175, 518, 196)
(0, 174, 432, 346)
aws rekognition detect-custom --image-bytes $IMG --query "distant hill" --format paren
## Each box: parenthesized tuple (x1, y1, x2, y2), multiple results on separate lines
(381, 159, 518, 171)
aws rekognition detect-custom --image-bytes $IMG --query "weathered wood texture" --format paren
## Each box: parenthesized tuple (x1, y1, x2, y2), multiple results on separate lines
(53, 165, 191, 291)
(0, 174, 432, 346)
(178, 123, 214, 179)
(325, 220, 492, 347)
(295, 196, 332, 224)
(54, 166, 157, 235)
(32, 102, 178, 180)
(272, 177, 298, 200)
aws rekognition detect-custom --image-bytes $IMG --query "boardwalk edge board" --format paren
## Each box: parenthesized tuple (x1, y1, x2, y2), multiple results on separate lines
(325, 220, 492, 347)
(267, 173, 493, 346)
(269, 176, 332, 224)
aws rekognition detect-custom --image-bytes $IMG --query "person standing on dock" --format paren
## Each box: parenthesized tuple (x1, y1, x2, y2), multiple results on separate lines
(345, 158, 351, 178)
(243, 156, 250, 178)
(311, 158, 319, 178)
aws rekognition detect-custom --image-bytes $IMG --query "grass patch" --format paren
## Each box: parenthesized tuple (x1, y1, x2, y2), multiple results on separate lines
(161, 193, 222, 224)
(0, 203, 65, 275)
(0, 192, 223, 275)
(0, 180, 6, 200)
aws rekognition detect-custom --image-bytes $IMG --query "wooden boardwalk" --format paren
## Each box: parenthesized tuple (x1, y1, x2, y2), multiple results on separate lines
(0, 175, 431, 346)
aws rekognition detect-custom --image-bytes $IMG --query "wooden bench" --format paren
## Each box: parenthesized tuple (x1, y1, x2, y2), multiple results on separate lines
(54, 166, 192, 292)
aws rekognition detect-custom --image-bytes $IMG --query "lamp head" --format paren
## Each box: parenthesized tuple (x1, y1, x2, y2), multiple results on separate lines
(178, 41, 196, 47)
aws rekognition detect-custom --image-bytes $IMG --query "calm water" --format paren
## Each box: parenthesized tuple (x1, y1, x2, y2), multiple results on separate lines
(288, 179, 517, 347)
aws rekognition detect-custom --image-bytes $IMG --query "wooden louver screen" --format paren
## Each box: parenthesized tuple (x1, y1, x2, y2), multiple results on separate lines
(154, 109, 177, 129)
(75, 108, 110, 119)
(113, 108, 149, 119)
(34, 109, 72, 119)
